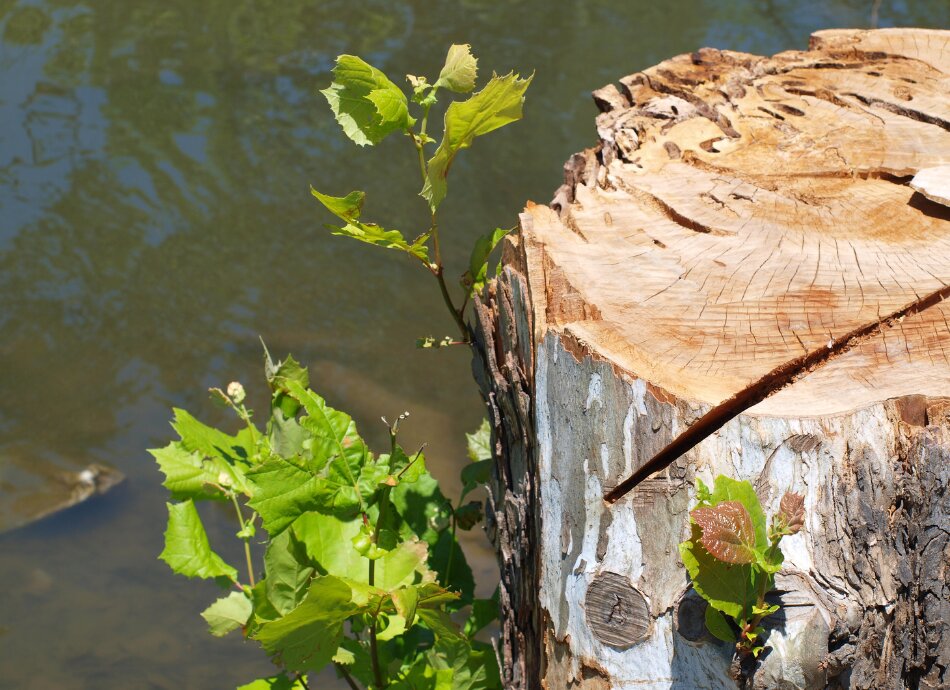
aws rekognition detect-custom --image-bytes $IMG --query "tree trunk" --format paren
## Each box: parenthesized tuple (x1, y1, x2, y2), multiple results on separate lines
(473, 28, 950, 690)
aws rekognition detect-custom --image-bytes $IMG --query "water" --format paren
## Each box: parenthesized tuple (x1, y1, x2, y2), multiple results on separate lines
(0, 0, 946, 687)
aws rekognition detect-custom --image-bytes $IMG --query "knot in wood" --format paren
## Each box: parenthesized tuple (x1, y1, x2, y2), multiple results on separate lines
(584, 571, 650, 648)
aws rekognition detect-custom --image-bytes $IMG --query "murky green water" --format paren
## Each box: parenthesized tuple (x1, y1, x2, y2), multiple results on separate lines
(1, 1, 947, 687)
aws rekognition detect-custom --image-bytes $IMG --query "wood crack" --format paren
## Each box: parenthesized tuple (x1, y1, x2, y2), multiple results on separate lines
(605, 281, 950, 503)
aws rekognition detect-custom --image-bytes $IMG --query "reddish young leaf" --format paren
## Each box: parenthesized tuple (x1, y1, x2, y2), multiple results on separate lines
(691, 501, 756, 564)
(778, 491, 805, 534)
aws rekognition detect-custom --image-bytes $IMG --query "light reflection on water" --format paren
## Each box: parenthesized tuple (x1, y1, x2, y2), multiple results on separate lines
(0, 0, 946, 687)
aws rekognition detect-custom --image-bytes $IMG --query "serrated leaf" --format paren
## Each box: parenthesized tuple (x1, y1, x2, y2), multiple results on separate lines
(376, 613, 408, 641)
(167, 409, 255, 495)
(320, 55, 409, 146)
(254, 575, 358, 673)
(263, 529, 315, 615)
(691, 501, 756, 565)
(293, 512, 433, 592)
(435, 44, 478, 93)
(777, 491, 805, 535)
(679, 522, 762, 621)
(464, 228, 509, 296)
(159, 500, 237, 581)
(237, 675, 306, 690)
(310, 188, 365, 223)
(706, 476, 768, 549)
(421, 71, 532, 211)
(392, 585, 420, 628)
(328, 222, 429, 262)
(201, 591, 252, 637)
(247, 456, 327, 535)
(150, 443, 226, 501)
(460, 460, 491, 502)
(465, 419, 492, 462)
(367, 87, 413, 129)
(454, 501, 484, 530)
(417, 607, 463, 641)
(704, 604, 735, 643)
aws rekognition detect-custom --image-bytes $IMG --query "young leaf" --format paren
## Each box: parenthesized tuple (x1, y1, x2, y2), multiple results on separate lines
(421, 72, 533, 211)
(691, 500, 756, 565)
(454, 501, 484, 530)
(435, 44, 478, 93)
(679, 522, 761, 621)
(150, 443, 227, 501)
(704, 604, 735, 643)
(465, 418, 492, 462)
(309, 188, 365, 223)
(159, 500, 238, 581)
(320, 55, 410, 146)
(237, 675, 306, 690)
(706, 475, 768, 549)
(311, 187, 430, 262)
(392, 585, 421, 628)
(254, 575, 359, 673)
(777, 491, 805, 534)
(464, 228, 509, 296)
(327, 222, 430, 262)
(262, 529, 315, 615)
(460, 460, 491, 502)
(416, 607, 463, 642)
(201, 591, 252, 637)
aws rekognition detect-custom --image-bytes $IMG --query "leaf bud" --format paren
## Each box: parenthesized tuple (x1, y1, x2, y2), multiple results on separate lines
(777, 491, 805, 534)
(227, 381, 246, 405)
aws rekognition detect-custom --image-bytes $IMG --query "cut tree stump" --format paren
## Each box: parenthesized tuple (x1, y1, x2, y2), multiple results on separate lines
(472, 28, 950, 690)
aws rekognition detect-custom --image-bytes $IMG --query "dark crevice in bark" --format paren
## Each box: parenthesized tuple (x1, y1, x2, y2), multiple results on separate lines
(605, 282, 950, 502)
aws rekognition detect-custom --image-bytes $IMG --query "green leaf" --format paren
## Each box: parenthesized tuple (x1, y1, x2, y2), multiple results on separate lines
(377, 613, 408, 641)
(706, 476, 767, 549)
(293, 512, 433, 592)
(464, 228, 509, 296)
(150, 443, 226, 501)
(328, 222, 429, 262)
(464, 590, 499, 638)
(247, 456, 327, 535)
(454, 501, 484, 531)
(254, 575, 359, 673)
(426, 638, 500, 689)
(391, 467, 452, 545)
(320, 55, 410, 146)
(310, 188, 365, 223)
(159, 500, 238, 581)
(421, 71, 532, 211)
(431, 530, 475, 605)
(679, 522, 762, 621)
(435, 44, 478, 93)
(167, 409, 255, 494)
(465, 419, 492, 462)
(460, 460, 491, 502)
(691, 501, 756, 565)
(263, 529, 315, 615)
(392, 585, 420, 628)
(417, 607, 463, 642)
(201, 591, 252, 637)
(704, 604, 735, 643)
(237, 674, 306, 690)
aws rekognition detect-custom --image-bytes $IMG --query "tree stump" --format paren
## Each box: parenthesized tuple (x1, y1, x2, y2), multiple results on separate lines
(472, 28, 950, 690)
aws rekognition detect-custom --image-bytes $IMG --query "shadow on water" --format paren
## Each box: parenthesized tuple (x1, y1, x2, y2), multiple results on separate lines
(0, 0, 947, 687)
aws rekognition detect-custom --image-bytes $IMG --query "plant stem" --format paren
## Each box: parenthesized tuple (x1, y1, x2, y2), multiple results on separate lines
(367, 487, 392, 689)
(229, 492, 256, 587)
(335, 664, 361, 690)
(296, 673, 312, 690)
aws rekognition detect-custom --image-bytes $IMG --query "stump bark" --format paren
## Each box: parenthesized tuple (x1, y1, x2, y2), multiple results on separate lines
(472, 28, 950, 690)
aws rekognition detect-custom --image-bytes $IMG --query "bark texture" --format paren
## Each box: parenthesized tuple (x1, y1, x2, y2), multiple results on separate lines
(472, 28, 950, 690)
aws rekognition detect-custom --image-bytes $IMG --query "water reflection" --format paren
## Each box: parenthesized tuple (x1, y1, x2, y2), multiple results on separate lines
(0, 0, 946, 687)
